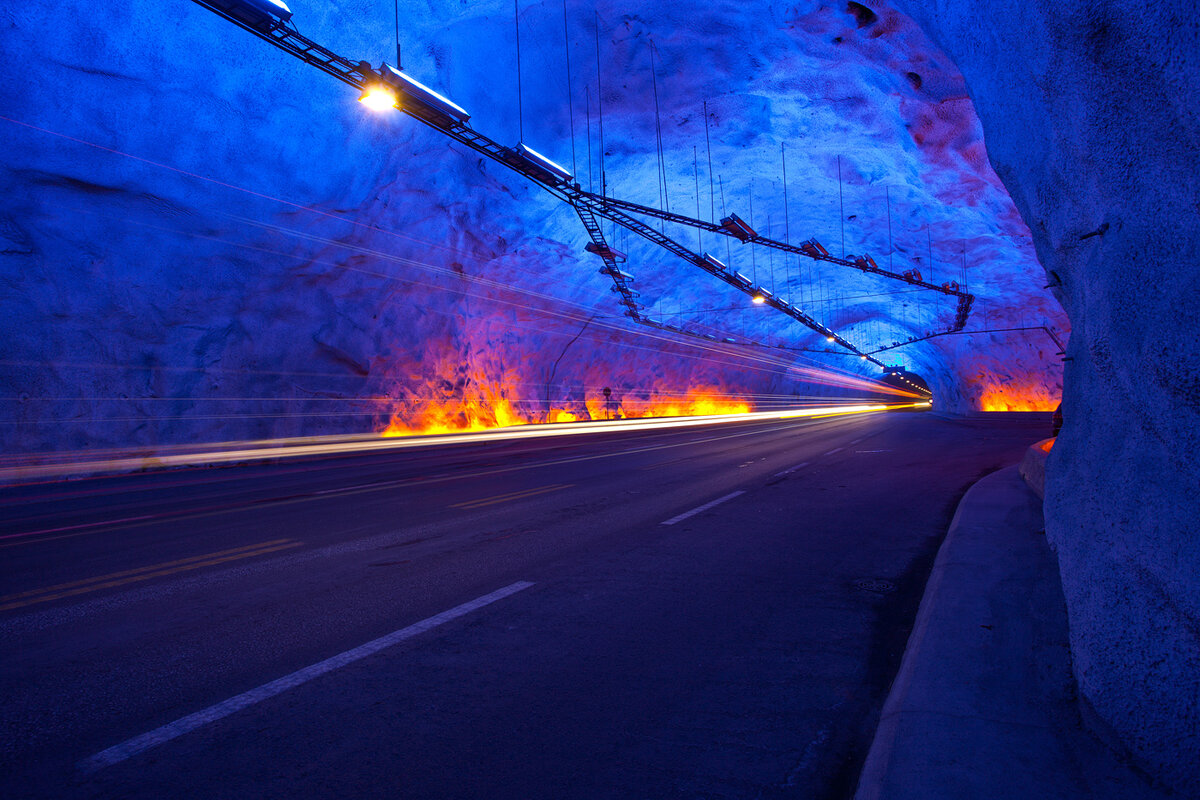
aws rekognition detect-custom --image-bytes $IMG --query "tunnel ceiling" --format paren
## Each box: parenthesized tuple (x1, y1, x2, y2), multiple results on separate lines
(0, 0, 1067, 450)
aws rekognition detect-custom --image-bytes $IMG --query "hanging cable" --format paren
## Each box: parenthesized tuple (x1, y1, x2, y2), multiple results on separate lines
(393, 0, 401, 68)
(650, 40, 669, 217)
(694, 146, 702, 254)
(585, 86, 593, 193)
(562, 0, 576, 177)
(595, 11, 606, 197)
(515, 0, 524, 143)
(703, 101, 715, 222)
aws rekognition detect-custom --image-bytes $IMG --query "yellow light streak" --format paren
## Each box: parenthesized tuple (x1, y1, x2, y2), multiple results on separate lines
(0, 403, 909, 484)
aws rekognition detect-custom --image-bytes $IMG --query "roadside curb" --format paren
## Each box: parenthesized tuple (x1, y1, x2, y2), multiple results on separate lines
(852, 462, 1170, 800)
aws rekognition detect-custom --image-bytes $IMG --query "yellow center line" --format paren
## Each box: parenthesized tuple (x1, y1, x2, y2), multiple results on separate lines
(0, 540, 302, 612)
(0, 539, 295, 603)
(450, 483, 574, 510)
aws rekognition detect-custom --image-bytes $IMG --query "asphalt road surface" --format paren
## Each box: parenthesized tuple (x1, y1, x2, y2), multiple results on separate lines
(0, 411, 1049, 799)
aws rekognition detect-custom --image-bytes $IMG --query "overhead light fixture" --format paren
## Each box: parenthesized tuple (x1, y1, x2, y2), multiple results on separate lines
(826, 336, 835, 343)
(210, 0, 292, 31)
(380, 63, 471, 123)
(752, 294, 765, 304)
(512, 143, 573, 184)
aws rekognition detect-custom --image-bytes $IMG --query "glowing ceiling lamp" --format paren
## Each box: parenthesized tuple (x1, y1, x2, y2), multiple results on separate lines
(826, 336, 835, 343)
(358, 83, 398, 112)
(752, 294, 765, 304)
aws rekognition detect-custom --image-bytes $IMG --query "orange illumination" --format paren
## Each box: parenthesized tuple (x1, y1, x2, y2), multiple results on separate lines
(382, 378, 753, 439)
(358, 85, 398, 112)
(1038, 437, 1055, 452)
(978, 383, 1060, 412)
(752, 295, 765, 304)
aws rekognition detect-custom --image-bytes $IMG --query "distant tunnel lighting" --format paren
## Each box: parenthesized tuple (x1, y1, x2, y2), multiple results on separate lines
(358, 84, 398, 111)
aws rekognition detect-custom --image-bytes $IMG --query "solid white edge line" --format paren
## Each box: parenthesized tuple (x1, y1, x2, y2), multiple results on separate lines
(80, 581, 535, 772)
(660, 491, 746, 526)
(824, 447, 843, 456)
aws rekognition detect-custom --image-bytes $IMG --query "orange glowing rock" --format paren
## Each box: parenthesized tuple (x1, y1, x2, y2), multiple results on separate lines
(380, 381, 754, 438)
(978, 383, 1060, 412)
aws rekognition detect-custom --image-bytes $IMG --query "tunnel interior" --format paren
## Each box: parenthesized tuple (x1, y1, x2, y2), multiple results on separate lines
(2, 0, 1197, 794)
(0, 0, 1066, 454)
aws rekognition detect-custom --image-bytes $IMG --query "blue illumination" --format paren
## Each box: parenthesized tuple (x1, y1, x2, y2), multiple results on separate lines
(210, 0, 293, 26)
(381, 63, 470, 123)
(515, 143, 573, 183)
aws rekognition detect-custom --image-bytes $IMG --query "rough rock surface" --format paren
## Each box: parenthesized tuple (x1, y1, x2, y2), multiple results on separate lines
(0, 1, 1063, 456)
(895, 0, 1200, 793)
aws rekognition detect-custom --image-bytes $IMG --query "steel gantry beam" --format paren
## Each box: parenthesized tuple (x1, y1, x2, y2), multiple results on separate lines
(188, 0, 965, 367)
(577, 191, 976, 333)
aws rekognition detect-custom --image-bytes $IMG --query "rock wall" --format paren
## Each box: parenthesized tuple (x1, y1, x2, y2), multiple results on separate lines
(0, 1, 1065, 457)
(895, 1, 1200, 792)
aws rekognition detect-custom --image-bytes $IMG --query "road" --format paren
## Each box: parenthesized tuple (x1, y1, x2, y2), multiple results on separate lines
(0, 410, 1049, 799)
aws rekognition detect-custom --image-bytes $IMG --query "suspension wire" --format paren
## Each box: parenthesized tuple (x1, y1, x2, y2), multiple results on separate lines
(749, 183, 756, 284)
(650, 40, 669, 216)
(594, 11, 606, 197)
(585, 86, 593, 193)
(837, 154, 845, 258)
(719, 175, 731, 267)
(769, 212, 775, 293)
(562, 0, 576, 177)
(927, 222, 934, 286)
(781, 143, 791, 304)
(694, 145, 702, 254)
(514, 0, 524, 143)
(886, 185, 893, 272)
(394, 0, 401, 68)
(703, 101, 715, 222)
(649, 45, 664, 229)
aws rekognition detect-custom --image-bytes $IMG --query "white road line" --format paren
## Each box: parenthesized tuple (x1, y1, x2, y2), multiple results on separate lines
(661, 491, 745, 526)
(823, 447, 843, 456)
(311, 481, 392, 495)
(774, 461, 810, 477)
(80, 581, 535, 772)
(849, 438, 862, 445)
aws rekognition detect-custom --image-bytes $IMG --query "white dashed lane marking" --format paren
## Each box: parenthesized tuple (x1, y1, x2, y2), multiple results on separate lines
(81, 581, 535, 772)
(661, 491, 746, 526)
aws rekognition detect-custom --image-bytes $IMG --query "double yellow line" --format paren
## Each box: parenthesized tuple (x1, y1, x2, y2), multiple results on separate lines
(450, 483, 573, 510)
(0, 538, 302, 613)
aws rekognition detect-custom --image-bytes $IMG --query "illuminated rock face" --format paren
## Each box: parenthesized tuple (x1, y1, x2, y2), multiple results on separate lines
(895, 0, 1200, 792)
(0, 1, 1063, 452)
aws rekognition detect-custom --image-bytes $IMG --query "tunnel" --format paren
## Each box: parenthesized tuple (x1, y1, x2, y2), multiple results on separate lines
(0, 0, 1195, 795)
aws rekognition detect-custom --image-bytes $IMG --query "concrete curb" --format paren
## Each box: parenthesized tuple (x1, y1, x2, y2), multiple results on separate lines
(852, 464, 1170, 800)
(1018, 438, 1054, 499)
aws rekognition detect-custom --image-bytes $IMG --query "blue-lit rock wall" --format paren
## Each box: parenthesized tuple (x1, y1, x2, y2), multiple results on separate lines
(1, 0, 1061, 455)
(896, 0, 1200, 793)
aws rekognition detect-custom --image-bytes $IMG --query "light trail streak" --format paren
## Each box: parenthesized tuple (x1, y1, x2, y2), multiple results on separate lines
(0, 403, 924, 483)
